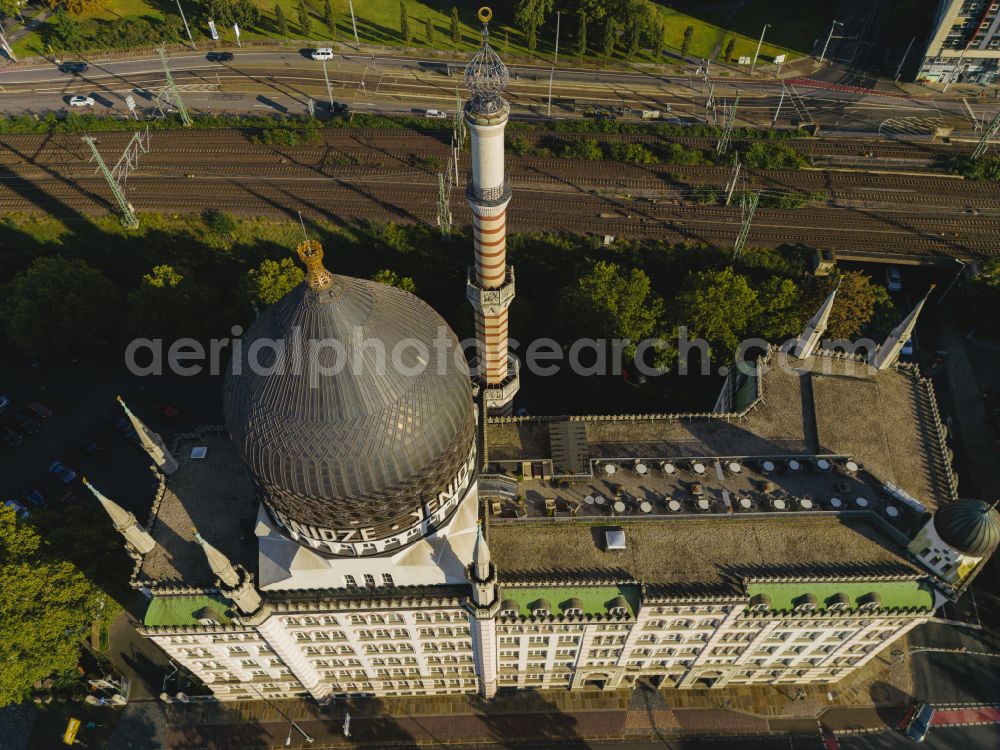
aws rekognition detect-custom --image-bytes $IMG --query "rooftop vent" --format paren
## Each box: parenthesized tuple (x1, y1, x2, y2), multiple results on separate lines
(606, 595, 629, 616)
(793, 593, 818, 612)
(561, 597, 584, 616)
(748, 593, 771, 612)
(604, 527, 626, 551)
(529, 598, 552, 617)
(826, 592, 851, 611)
(858, 592, 882, 611)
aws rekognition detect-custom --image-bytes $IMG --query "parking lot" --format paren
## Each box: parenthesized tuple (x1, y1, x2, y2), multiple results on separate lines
(0, 342, 224, 520)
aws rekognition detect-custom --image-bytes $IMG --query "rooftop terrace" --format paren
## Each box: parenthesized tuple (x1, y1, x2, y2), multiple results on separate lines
(138, 433, 259, 588)
(484, 353, 954, 513)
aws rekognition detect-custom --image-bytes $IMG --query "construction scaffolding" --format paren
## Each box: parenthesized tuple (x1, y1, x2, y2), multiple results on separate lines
(154, 46, 192, 126)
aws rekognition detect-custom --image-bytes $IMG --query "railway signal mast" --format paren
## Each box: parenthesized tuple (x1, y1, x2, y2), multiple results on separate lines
(972, 111, 1000, 160)
(733, 189, 759, 258)
(716, 95, 739, 156)
(82, 134, 143, 229)
(154, 46, 192, 127)
(437, 171, 452, 237)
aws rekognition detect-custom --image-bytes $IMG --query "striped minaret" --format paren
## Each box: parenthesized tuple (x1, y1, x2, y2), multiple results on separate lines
(463, 7, 519, 414)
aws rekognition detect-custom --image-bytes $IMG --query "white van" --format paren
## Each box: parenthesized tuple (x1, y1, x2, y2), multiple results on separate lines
(311, 48, 334, 61)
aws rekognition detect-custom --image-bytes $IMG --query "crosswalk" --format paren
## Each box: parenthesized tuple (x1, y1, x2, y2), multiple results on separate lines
(877, 116, 946, 136)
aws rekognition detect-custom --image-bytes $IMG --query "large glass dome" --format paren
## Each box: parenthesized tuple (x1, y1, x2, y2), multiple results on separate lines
(224, 242, 476, 555)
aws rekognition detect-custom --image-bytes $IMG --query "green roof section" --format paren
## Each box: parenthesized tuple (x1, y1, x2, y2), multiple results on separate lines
(144, 594, 234, 628)
(499, 585, 640, 618)
(745, 580, 935, 614)
(733, 371, 760, 412)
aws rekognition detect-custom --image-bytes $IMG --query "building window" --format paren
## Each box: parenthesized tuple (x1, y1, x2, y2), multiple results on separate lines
(382, 573, 395, 586)
(364, 574, 376, 587)
(344, 575, 358, 588)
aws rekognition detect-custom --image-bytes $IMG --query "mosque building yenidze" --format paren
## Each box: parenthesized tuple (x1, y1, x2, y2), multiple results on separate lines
(87, 11, 1000, 701)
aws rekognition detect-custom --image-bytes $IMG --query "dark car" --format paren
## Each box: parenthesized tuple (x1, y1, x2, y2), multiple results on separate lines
(48, 461, 78, 484)
(23, 489, 46, 508)
(108, 415, 140, 444)
(1, 427, 21, 447)
(77, 438, 105, 459)
(903, 701, 934, 742)
(206, 51, 234, 62)
(58, 61, 88, 75)
(331, 101, 350, 114)
(9, 413, 39, 434)
(27, 402, 53, 419)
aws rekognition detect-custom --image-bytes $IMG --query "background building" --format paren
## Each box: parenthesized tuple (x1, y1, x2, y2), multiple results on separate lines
(919, 0, 1000, 83)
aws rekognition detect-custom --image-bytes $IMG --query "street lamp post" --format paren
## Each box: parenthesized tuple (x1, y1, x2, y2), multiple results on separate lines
(347, 0, 360, 44)
(819, 20, 842, 64)
(750, 23, 770, 75)
(547, 11, 563, 117)
(174, 0, 196, 49)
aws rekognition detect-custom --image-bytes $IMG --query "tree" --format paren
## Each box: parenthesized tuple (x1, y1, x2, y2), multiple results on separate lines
(399, 0, 410, 43)
(205, 0, 259, 28)
(424, 16, 434, 44)
(576, 10, 587, 59)
(245, 258, 305, 307)
(450, 6, 460, 46)
(373, 268, 416, 293)
(514, 0, 553, 53)
(601, 18, 616, 63)
(274, 3, 288, 37)
(324, 0, 335, 36)
(799, 270, 893, 341)
(0, 504, 109, 707)
(560, 261, 663, 359)
(0, 0, 22, 17)
(724, 37, 735, 62)
(653, 16, 666, 60)
(49, 8, 83, 49)
(752, 276, 801, 342)
(49, 0, 105, 15)
(1, 256, 119, 359)
(297, 0, 311, 36)
(672, 267, 759, 362)
(625, 17, 640, 61)
(127, 264, 203, 340)
(680, 24, 694, 59)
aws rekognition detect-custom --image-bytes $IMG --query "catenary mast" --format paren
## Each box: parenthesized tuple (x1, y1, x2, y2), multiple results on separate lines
(463, 7, 519, 414)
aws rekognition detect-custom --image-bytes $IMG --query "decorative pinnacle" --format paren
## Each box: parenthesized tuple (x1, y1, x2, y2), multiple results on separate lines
(464, 6, 509, 112)
(296, 239, 333, 291)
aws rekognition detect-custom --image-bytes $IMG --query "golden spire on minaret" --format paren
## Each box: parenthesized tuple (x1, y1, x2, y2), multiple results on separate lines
(296, 239, 333, 291)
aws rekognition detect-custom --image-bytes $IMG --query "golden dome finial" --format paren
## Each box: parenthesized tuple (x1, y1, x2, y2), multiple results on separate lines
(296, 239, 333, 291)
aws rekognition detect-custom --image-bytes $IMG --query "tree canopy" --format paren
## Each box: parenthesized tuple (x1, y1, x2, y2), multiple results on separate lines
(127, 264, 203, 340)
(1, 256, 120, 359)
(205, 0, 259, 28)
(560, 260, 663, 358)
(373, 268, 416, 293)
(0, 505, 108, 707)
(245, 258, 304, 307)
(799, 270, 894, 340)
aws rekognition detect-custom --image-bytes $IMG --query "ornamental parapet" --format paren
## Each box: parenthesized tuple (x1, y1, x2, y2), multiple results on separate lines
(466, 266, 515, 315)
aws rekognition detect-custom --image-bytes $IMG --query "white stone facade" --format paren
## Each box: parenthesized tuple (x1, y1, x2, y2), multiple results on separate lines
(145, 593, 928, 701)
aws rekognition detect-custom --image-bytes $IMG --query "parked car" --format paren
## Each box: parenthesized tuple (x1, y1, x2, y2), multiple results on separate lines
(311, 47, 334, 61)
(424, 109, 447, 119)
(154, 403, 180, 419)
(903, 701, 934, 742)
(69, 95, 96, 107)
(58, 61, 88, 74)
(331, 101, 350, 114)
(886, 266, 903, 292)
(3, 499, 30, 519)
(0, 396, 9, 414)
(48, 461, 78, 483)
(206, 51, 234, 62)
(9, 413, 39, 434)
(77, 438, 105, 459)
(901, 337, 915, 358)
(23, 489, 46, 508)
(27, 402, 53, 419)
(1, 427, 21, 447)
